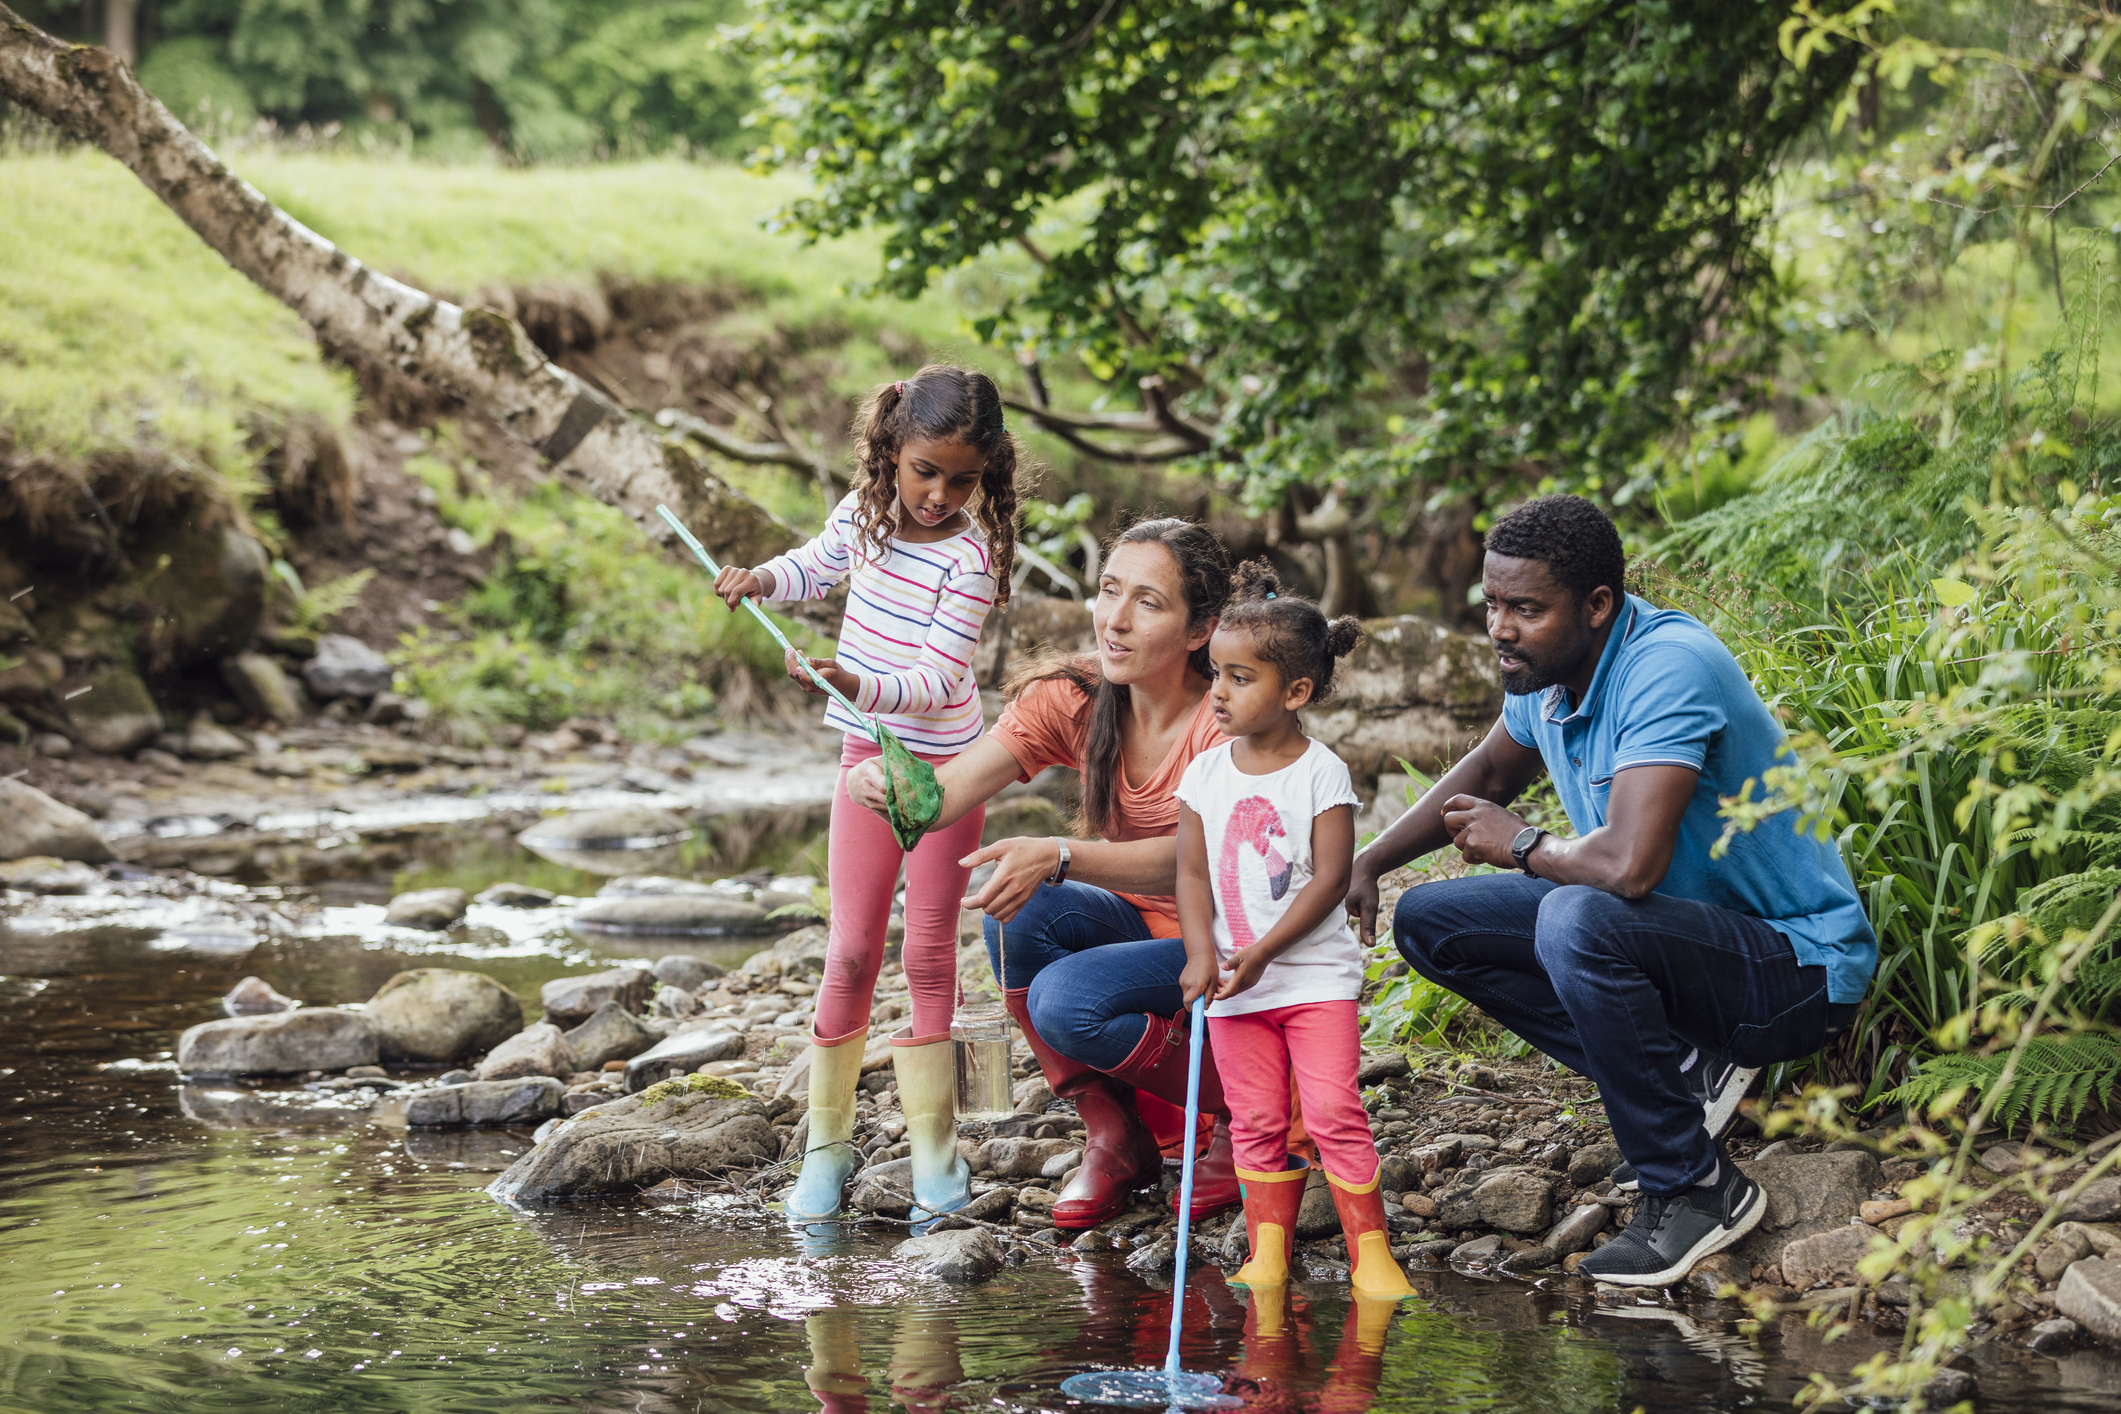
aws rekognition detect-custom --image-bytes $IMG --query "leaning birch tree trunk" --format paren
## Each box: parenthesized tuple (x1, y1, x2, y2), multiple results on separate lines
(0, 5, 793, 570)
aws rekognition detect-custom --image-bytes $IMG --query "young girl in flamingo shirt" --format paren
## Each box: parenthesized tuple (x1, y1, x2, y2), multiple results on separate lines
(1174, 562, 1413, 1299)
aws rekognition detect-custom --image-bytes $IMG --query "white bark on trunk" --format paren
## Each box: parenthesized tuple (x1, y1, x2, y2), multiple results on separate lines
(0, 5, 794, 570)
(102, 0, 135, 66)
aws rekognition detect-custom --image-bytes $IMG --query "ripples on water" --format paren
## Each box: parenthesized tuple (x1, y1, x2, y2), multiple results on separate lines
(3, 915, 2116, 1414)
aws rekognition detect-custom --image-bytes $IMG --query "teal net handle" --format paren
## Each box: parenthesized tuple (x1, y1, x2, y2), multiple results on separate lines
(656, 504, 879, 744)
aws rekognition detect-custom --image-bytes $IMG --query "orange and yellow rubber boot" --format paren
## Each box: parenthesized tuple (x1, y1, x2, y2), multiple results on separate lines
(1324, 1169, 1415, 1299)
(1231, 1158, 1308, 1287)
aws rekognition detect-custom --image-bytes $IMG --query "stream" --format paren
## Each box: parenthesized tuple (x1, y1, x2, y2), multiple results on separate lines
(3, 799, 2118, 1413)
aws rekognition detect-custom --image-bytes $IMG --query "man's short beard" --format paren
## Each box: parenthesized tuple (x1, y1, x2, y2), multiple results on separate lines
(1499, 636, 1593, 697)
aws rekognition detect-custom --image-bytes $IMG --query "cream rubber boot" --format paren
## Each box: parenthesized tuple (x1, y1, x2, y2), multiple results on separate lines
(891, 1027, 972, 1220)
(786, 1024, 868, 1221)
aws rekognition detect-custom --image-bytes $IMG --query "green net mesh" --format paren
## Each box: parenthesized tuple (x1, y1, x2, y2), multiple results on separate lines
(877, 730, 943, 852)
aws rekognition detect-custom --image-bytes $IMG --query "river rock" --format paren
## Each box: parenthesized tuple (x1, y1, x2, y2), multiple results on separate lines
(2060, 1258, 2121, 1343)
(1296, 1164, 1340, 1239)
(978, 1137, 1080, 1180)
(1781, 1224, 1878, 1290)
(124, 523, 269, 667)
(66, 667, 162, 755)
(2038, 1227, 2095, 1283)
(1127, 1234, 1178, 1274)
(486, 1078, 778, 1201)
(406, 1077, 564, 1127)
(893, 1227, 1006, 1283)
(384, 888, 467, 931)
(303, 634, 393, 699)
(517, 808, 694, 875)
(1302, 615, 1503, 778)
(562, 1002, 660, 1069)
(2063, 1177, 2121, 1223)
(221, 652, 305, 724)
(477, 1022, 575, 1081)
(1568, 1140, 1624, 1186)
(178, 1008, 379, 1076)
(1541, 1201, 1608, 1257)
(0, 778, 111, 864)
(365, 968, 522, 1062)
(541, 966, 655, 1026)
(177, 712, 248, 761)
(1475, 1171, 1553, 1233)
(0, 856, 101, 893)
(476, 882, 557, 908)
(572, 893, 774, 937)
(1357, 1051, 1412, 1084)
(652, 955, 720, 991)
(739, 925, 830, 978)
(223, 976, 297, 1015)
(849, 1157, 916, 1217)
(1733, 1150, 1880, 1267)
(653, 984, 700, 1018)
(623, 1025, 746, 1091)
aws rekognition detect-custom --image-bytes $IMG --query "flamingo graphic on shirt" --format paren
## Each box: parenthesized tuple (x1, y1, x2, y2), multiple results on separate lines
(1219, 796, 1294, 948)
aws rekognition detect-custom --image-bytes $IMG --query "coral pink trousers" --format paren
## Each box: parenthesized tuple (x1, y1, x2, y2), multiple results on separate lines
(812, 736, 986, 1041)
(1206, 999, 1377, 1182)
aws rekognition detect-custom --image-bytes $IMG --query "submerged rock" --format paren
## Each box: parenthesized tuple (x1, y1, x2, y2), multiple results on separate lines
(178, 1008, 379, 1076)
(477, 1023, 576, 1081)
(623, 1025, 746, 1092)
(407, 1078, 564, 1128)
(894, 1227, 1006, 1283)
(486, 1076, 777, 1202)
(223, 976, 298, 1016)
(540, 965, 655, 1027)
(571, 893, 774, 937)
(384, 888, 468, 931)
(518, 807, 693, 874)
(0, 778, 112, 863)
(0, 856, 102, 894)
(476, 882, 557, 908)
(561, 1002, 659, 1070)
(303, 634, 393, 699)
(365, 968, 522, 1062)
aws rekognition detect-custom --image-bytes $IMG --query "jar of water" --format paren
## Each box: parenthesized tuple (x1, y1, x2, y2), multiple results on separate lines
(951, 1000, 1014, 1121)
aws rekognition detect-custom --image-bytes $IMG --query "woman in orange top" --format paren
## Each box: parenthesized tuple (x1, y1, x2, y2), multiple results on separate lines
(849, 518, 1242, 1226)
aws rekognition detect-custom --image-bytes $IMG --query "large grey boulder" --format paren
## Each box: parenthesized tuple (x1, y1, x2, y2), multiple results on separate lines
(124, 523, 268, 667)
(624, 1025, 748, 1091)
(406, 1078, 563, 1128)
(67, 667, 162, 755)
(384, 888, 467, 931)
(477, 1022, 575, 1081)
(518, 808, 693, 875)
(893, 1227, 1005, 1283)
(1734, 1150, 1881, 1267)
(0, 778, 112, 863)
(220, 652, 305, 724)
(541, 966, 655, 1027)
(1781, 1224, 1880, 1290)
(485, 1076, 778, 1201)
(1302, 616, 1503, 778)
(303, 634, 393, 699)
(572, 893, 774, 937)
(365, 968, 522, 1062)
(2059, 1257, 2121, 1343)
(1474, 1171, 1553, 1233)
(562, 1002, 660, 1069)
(178, 1008, 378, 1076)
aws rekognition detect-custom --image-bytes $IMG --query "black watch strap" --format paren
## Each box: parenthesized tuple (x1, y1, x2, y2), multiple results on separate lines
(1510, 826, 1545, 875)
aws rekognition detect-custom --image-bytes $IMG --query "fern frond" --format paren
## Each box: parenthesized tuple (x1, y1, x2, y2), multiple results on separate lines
(1884, 1033, 2121, 1134)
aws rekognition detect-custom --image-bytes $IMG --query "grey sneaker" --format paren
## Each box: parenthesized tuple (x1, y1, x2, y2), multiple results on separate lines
(1610, 1049, 1762, 1193)
(1578, 1153, 1765, 1287)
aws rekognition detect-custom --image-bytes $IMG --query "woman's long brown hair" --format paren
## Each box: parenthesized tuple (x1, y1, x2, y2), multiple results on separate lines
(848, 364, 1024, 607)
(1004, 518, 1232, 837)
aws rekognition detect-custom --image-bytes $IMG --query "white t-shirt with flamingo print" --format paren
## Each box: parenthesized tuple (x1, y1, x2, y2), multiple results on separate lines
(1173, 737, 1365, 1018)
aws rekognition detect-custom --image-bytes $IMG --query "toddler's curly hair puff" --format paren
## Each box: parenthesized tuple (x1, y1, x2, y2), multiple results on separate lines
(1220, 560, 1364, 704)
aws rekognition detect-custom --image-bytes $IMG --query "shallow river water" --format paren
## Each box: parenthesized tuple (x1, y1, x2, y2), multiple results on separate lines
(3, 880, 2118, 1413)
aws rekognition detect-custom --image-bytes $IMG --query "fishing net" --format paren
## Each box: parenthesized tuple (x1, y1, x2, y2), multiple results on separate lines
(1058, 1371, 1241, 1410)
(877, 729, 942, 852)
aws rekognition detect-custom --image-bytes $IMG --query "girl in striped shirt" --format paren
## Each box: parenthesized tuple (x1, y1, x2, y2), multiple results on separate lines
(714, 364, 1023, 1223)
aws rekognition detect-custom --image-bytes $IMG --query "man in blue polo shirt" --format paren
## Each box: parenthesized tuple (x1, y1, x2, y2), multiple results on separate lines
(1345, 494, 1874, 1287)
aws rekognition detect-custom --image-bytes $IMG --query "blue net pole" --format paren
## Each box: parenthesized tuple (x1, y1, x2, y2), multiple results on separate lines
(1165, 993, 1207, 1379)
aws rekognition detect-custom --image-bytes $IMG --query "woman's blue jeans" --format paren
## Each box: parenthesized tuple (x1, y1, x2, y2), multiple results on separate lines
(983, 881, 1186, 1070)
(1393, 874, 1832, 1196)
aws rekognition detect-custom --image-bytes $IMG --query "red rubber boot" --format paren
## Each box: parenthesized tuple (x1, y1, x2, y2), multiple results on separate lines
(1005, 988, 1161, 1229)
(1106, 1010, 1242, 1220)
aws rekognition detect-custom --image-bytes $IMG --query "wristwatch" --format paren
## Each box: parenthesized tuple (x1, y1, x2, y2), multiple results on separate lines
(1045, 838, 1072, 887)
(1510, 826, 1546, 875)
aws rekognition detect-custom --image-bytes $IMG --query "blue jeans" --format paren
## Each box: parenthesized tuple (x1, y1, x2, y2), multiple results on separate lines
(983, 881, 1189, 1071)
(1393, 875, 1831, 1196)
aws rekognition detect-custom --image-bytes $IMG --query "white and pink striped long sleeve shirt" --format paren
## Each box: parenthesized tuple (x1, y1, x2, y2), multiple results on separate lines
(756, 492, 996, 755)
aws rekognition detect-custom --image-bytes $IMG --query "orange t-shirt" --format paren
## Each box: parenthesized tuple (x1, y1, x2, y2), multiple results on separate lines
(987, 672, 1229, 938)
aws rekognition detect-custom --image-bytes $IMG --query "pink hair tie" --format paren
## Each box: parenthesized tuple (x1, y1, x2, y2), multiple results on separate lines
(895, 380, 905, 395)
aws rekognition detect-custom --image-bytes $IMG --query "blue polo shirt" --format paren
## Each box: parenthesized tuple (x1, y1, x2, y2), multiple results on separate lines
(1501, 594, 1876, 1003)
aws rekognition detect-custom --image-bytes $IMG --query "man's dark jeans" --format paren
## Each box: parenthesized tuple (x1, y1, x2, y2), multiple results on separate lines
(1393, 875, 1831, 1195)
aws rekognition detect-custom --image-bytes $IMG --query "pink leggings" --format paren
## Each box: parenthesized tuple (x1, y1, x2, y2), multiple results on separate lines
(812, 736, 986, 1041)
(1206, 1000, 1377, 1183)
